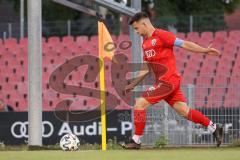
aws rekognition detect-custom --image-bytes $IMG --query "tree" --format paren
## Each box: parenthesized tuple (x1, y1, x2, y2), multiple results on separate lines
(148, 0, 240, 32)
(10, 0, 82, 21)
(152, 0, 240, 16)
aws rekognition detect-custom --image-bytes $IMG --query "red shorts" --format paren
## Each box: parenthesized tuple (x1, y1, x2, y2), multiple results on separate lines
(142, 76, 186, 107)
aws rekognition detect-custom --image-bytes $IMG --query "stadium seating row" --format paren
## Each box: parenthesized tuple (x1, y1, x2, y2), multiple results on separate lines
(0, 30, 240, 111)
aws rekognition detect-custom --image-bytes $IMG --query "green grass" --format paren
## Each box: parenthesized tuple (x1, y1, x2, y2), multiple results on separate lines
(0, 148, 240, 160)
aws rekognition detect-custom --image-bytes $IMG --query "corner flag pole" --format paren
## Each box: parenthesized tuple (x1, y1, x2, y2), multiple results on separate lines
(98, 21, 107, 150)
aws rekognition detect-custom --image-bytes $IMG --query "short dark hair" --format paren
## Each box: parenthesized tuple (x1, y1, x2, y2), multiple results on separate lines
(129, 12, 149, 25)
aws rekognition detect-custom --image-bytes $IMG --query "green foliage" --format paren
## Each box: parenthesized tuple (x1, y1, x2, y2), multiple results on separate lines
(3, 0, 240, 35)
(153, 0, 240, 17)
(154, 135, 168, 148)
(8, 0, 240, 21)
(231, 139, 240, 147)
(150, 0, 239, 32)
(42, 0, 81, 21)
(79, 143, 101, 150)
(107, 137, 123, 150)
(9, 0, 82, 21)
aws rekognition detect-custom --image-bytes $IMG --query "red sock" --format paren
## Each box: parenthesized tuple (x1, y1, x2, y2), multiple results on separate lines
(187, 109, 210, 127)
(134, 109, 146, 136)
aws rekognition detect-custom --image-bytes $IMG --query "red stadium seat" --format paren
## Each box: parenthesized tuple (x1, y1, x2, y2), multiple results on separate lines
(206, 99, 223, 108)
(1, 84, 15, 94)
(186, 32, 199, 43)
(47, 36, 61, 48)
(176, 32, 185, 39)
(201, 32, 213, 40)
(19, 38, 28, 44)
(229, 30, 240, 40)
(194, 100, 206, 108)
(14, 98, 27, 111)
(208, 88, 225, 99)
(4, 38, 18, 49)
(213, 75, 229, 86)
(219, 55, 234, 65)
(62, 36, 75, 48)
(17, 82, 27, 93)
(229, 75, 240, 86)
(67, 99, 85, 111)
(182, 74, 195, 85)
(43, 90, 58, 99)
(110, 35, 117, 42)
(189, 52, 204, 60)
(183, 66, 199, 78)
(90, 35, 98, 48)
(203, 58, 218, 67)
(223, 99, 240, 108)
(215, 31, 227, 39)
(76, 35, 88, 42)
(194, 86, 208, 103)
(224, 90, 240, 107)
(223, 42, 238, 54)
(76, 36, 89, 47)
(62, 36, 74, 43)
(67, 98, 99, 111)
(176, 61, 185, 74)
(200, 65, 215, 75)
(175, 50, 189, 61)
(200, 32, 214, 45)
(215, 65, 232, 76)
(214, 31, 227, 48)
(206, 88, 225, 108)
(196, 76, 213, 86)
(117, 34, 130, 43)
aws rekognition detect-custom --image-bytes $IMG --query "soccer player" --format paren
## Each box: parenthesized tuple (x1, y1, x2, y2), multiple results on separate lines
(122, 12, 223, 149)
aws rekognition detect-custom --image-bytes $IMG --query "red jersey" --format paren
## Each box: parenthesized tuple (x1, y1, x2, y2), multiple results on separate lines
(142, 29, 180, 82)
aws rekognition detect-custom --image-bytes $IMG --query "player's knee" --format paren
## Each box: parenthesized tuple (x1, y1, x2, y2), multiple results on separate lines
(179, 111, 188, 118)
(181, 110, 189, 118)
(173, 102, 189, 118)
(134, 103, 145, 110)
(134, 100, 146, 110)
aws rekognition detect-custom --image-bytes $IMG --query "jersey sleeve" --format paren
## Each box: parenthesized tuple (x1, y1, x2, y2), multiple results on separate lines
(157, 30, 176, 48)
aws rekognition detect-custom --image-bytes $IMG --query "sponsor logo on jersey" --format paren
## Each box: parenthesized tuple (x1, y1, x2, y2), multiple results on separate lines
(144, 49, 156, 58)
(151, 39, 157, 46)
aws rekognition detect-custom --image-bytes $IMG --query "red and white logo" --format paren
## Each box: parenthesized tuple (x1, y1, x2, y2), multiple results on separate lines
(144, 49, 156, 58)
(151, 39, 157, 46)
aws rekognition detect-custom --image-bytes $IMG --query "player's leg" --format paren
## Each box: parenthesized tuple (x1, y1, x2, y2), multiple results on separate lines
(165, 87, 214, 129)
(122, 97, 151, 149)
(172, 101, 214, 129)
(164, 76, 223, 146)
(122, 80, 174, 149)
(133, 97, 151, 138)
(172, 101, 223, 147)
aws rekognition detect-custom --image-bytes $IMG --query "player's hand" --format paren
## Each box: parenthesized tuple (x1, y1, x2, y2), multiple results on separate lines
(124, 84, 134, 94)
(206, 44, 220, 56)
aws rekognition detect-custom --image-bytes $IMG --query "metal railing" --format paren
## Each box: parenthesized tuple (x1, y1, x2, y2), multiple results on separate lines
(141, 84, 240, 146)
(0, 14, 234, 39)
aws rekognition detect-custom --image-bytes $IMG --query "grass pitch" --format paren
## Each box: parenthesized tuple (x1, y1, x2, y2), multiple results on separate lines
(0, 148, 239, 160)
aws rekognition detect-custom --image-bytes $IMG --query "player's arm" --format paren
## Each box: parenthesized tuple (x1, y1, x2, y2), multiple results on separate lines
(175, 38, 220, 56)
(125, 62, 150, 94)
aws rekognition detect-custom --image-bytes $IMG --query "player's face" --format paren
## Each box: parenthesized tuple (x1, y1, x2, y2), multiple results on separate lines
(132, 21, 147, 37)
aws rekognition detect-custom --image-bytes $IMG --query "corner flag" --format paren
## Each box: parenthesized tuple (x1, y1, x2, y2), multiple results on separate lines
(98, 21, 115, 60)
(98, 21, 115, 150)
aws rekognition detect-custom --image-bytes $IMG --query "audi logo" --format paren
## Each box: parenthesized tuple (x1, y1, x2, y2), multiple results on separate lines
(144, 49, 156, 58)
(11, 121, 54, 138)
